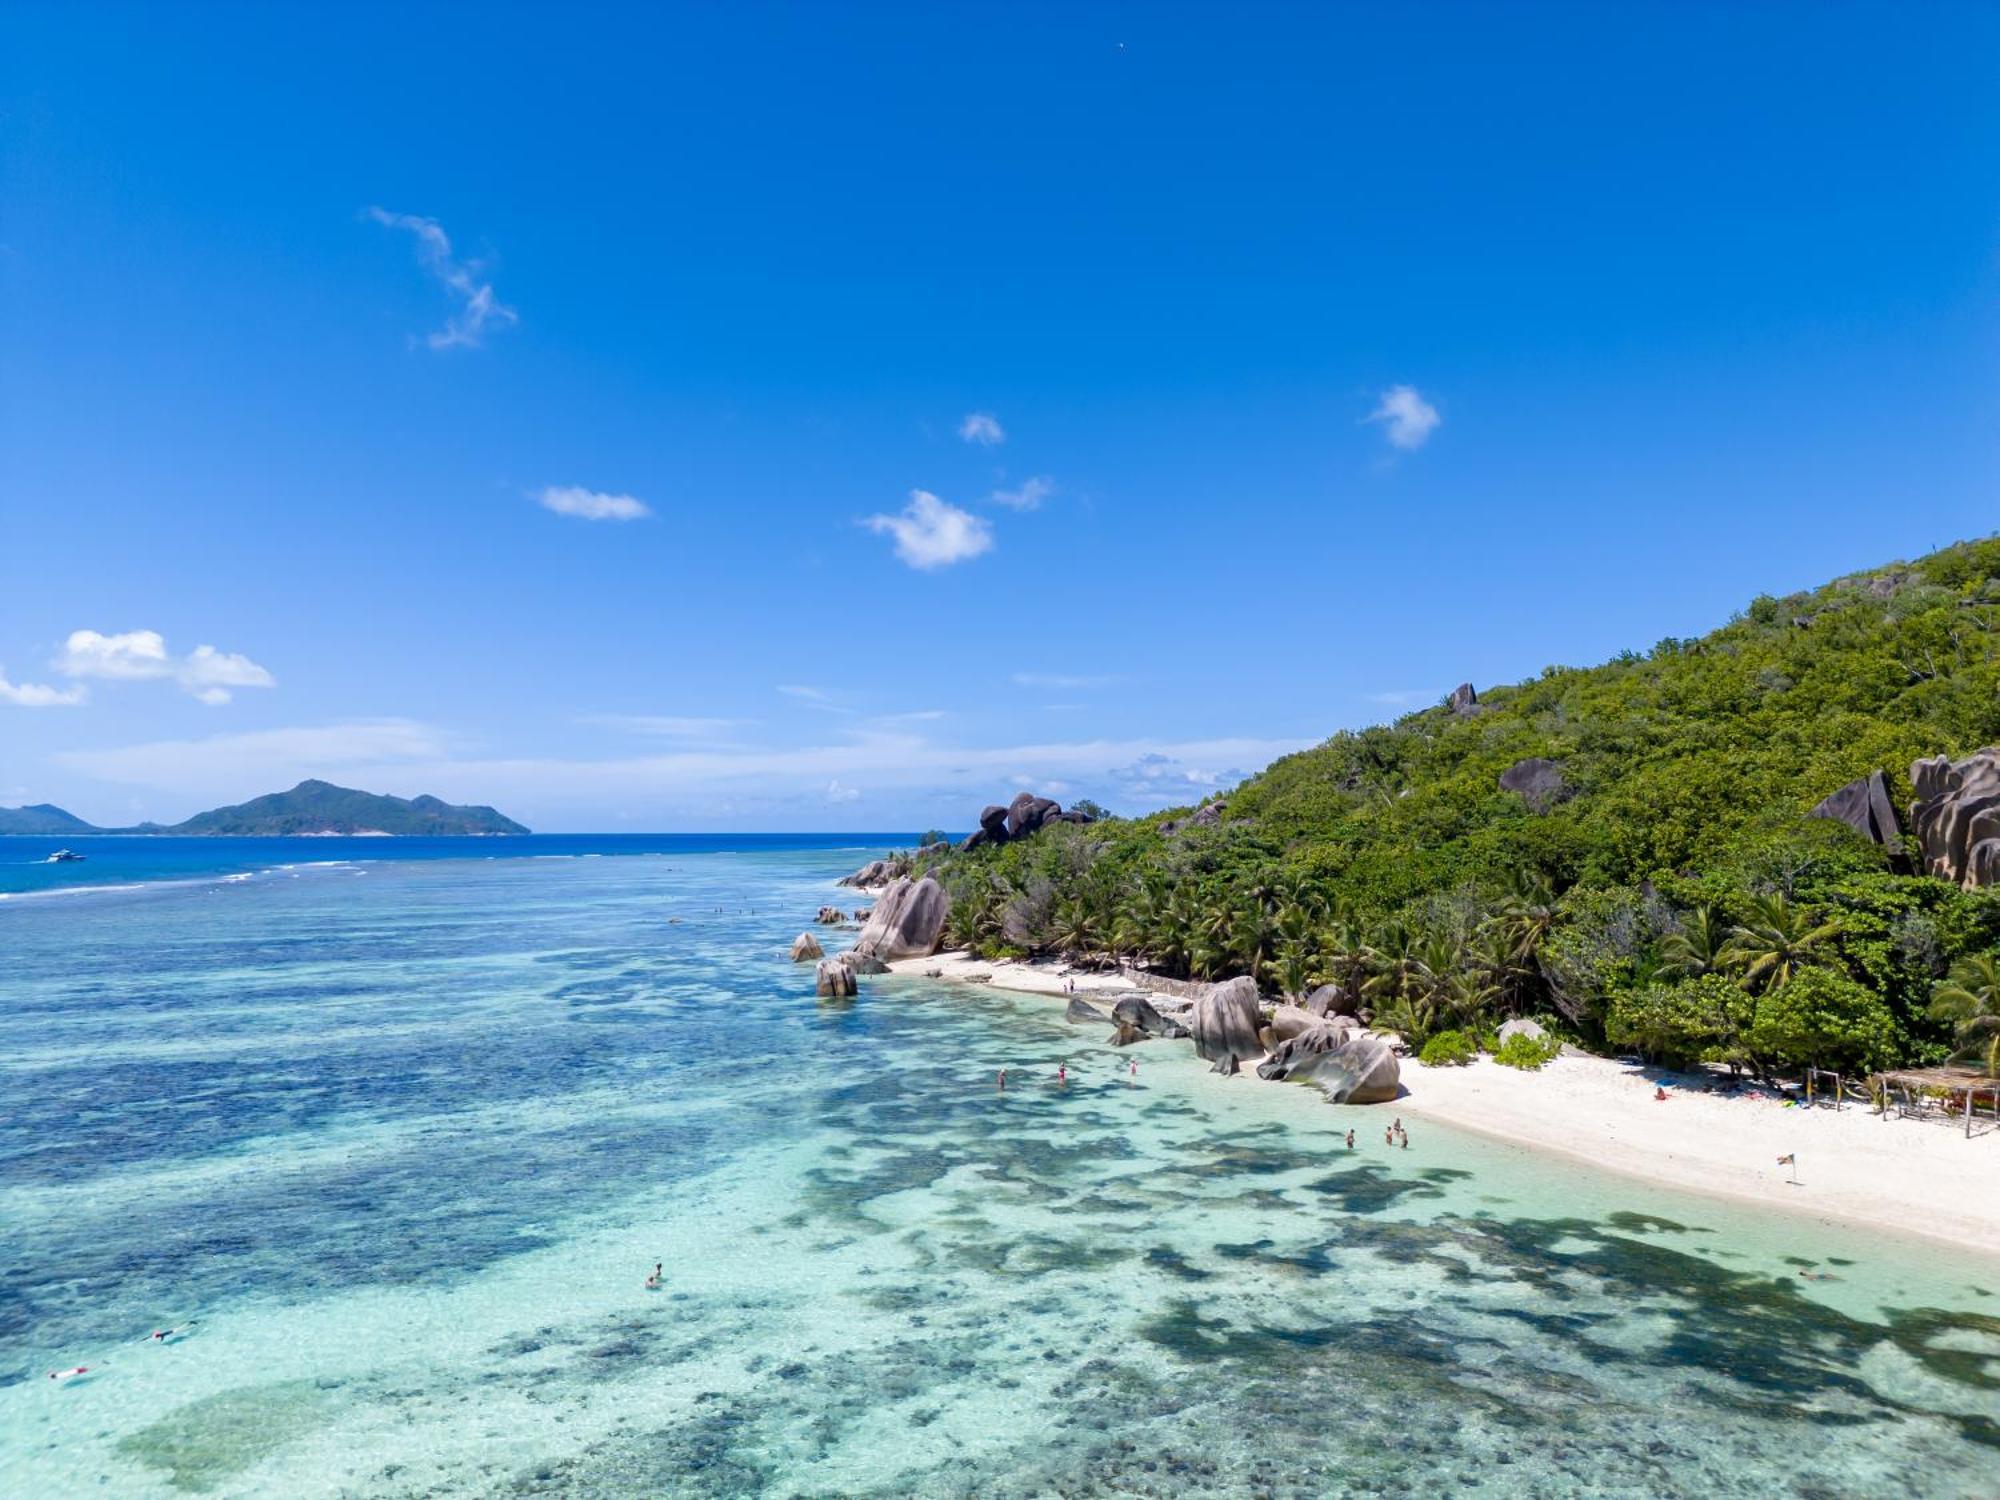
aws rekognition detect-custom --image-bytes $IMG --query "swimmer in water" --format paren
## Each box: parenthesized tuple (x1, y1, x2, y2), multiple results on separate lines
(997, 1068, 1007, 1090)
(49, 1366, 90, 1382)
(1057, 1063, 1068, 1085)
(1129, 1058, 1138, 1078)
(644, 1262, 663, 1290)
(149, 1321, 196, 1344)
(1346, 1129, 1356, 1149)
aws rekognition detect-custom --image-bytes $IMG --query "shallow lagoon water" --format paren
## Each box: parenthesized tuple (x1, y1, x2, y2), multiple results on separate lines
(2, 848, 1997, 1497)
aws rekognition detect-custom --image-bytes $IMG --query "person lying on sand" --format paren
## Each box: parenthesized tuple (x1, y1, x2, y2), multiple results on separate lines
(1655, 1086, 1669, 1101)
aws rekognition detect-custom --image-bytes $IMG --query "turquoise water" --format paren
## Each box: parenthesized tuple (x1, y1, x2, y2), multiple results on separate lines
(2, 848, 1997, 1497)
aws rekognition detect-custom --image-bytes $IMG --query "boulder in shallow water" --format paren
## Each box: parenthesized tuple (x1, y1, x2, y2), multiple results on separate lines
(816, 906, 846, 924)
(790, 932, 824, 962)
(1257, 1025, 1401, 1103)
(1190, 976, 1265, 1075)
(815, 959, 857, 998)
(1065, 995, 1111, 1025)
(853, 876, 951, 961)
(1109, 994, 1187, 1046)
(839, 951, 889, 976)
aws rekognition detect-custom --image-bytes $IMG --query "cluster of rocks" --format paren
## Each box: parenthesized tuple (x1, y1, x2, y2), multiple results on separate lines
(1158, 799, 1226, 837)
(960, 791, 1096, 852)
(836, 858, 906, 891)
(1811, 749, 2000, 889)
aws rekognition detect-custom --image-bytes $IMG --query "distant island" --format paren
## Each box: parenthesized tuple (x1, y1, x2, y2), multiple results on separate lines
(0, 780, 529, 837)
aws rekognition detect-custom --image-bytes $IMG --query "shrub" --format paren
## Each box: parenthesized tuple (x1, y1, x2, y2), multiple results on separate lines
(1418, 1029, 1478, 1066)
(1749, 967, 1899, 1074)
(1606, 974, 1753, 1070)
(1494, 1031, 1562, 1070)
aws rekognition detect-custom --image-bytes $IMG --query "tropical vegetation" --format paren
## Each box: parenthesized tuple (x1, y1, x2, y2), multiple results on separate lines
(912, 539, 2000, 1079)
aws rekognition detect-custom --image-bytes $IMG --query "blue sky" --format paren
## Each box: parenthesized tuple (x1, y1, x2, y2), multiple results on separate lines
(3, 2, 1997, 830)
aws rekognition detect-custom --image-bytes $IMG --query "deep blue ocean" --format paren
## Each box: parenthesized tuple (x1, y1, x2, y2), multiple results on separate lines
(3, 838, 1997, 1496)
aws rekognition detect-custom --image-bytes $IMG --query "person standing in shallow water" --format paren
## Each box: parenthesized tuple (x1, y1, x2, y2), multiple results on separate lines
(1346, 1129, 1356, 1150)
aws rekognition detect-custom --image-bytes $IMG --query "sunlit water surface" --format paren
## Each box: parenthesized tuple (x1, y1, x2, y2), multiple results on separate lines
(2, 848, 1996, 1498)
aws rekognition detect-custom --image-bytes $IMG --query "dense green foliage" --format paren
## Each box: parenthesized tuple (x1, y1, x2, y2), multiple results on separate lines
(1493, 1031, 1563, 1070)
(1418, 1030, 1478, 1066)
(916, 540, 2000, 1075)
(0, 802, 98, 835)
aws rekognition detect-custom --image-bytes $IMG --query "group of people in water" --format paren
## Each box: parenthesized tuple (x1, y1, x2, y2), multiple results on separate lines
(993, 1058, 1141, 1091)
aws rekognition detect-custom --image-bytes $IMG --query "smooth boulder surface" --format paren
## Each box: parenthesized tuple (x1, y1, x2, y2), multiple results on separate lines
(1499, 757, 1568, 813)
(1065, 996, 1111, 1025)
(1005, 792, 1059, 838)
(790, 932, 824, 962)
(1302, 984, 1357, 1019)
(1109, 994, 1187, 1047)
(1496, 1017, 1547, 1045)
(1267, 1003, 1321, 1045)
(1189, 976, 1265, 1075)
(837, 859, 898, 890)
(853, 876, 951, 962)
(1258, 1026, 1399, 1104)
(815, 959, 857, 998)
(1449, 682, 1479, 715)
(1910, 751, 2000, 888)
(840, 951, 889, 975)
(1810, 769, 1902, 849)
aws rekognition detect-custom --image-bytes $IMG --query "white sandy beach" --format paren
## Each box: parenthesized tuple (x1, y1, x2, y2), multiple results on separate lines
(889, 949, 2000, 1258)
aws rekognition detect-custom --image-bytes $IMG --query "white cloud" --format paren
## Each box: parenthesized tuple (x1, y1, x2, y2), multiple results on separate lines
(957, 411, 1005, 446)
(1011, 671, 1116, 690)
(1365, 384, 1441, 451)
(55, 629, 274, 705)
(57, 628, 172, 680)
(536, 485, 652, 522)
(366, 207, 518, 350)
(991, 475, 1053, 510)
(0, 667, 86, 707)
(824, 779, 862, 804)
(862, 490, 994, 570)
(1367, 688, 1434, 708)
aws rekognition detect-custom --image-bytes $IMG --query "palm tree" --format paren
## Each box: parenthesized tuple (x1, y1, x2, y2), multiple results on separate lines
(1931, 954, 2000, 1078)
(1493, 869, 1557, 965)
(1230, 899, 1277, 981)
(1049, 896, 1098, 959)
(1663, 905, 1732, 979)
(1722, 893, 1840, 990)
(1321, 919, 1375, 1012)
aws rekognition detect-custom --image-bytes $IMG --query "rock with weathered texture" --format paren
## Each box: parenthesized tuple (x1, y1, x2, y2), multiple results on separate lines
(1065, 996, 1111, 1025)
(1258, 1027, 1400, 1104)
(1810, 770, 1902, 849)
(1006, 792, 1059, 838)
(1302, 984, 1356, 1019)
(959, 830, 989, 852)
(1499, 758, 1568, 813)
(839, 951, 889, 976)
(853, 876, 951, 961)
(790, 932, 824, 962)
(1160, 799, 1227, 837)
(1496, 1017, 1547, 1045)
(1449, 682, 1478, 715)
(1267, 1003, 1322, 1045)
(816, 906, 845, 924)
(1109, 994, 1187, 1046)
(979, 804, 1012, 843)
(1189, 976, 1265, 1075)
(814, 959, 857, 998)
(838, 859, 899, 890)
(1910, 751, 2000, 888)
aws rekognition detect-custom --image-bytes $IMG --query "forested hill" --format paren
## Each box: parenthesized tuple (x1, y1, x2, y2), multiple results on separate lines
(165, 780, 529, 836)
(917, 536, 2000, 1077)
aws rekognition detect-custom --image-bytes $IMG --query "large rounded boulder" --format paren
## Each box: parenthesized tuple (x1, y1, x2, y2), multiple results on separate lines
(853, 876, 951, 962)
(1257, 1025, 1400, 1104)
(1190, 976, 1266, 1075)
(790, 932, 824, 962)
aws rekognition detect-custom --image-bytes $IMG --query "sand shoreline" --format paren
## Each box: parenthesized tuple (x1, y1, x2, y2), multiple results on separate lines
(885, 948, 2000, 1259)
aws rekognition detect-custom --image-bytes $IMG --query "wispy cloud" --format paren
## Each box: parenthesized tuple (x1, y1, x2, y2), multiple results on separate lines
(1365, 384, 1441, 451)
(824, 779, 862, 804)
(579, 714, 748, 739)
(536, 485, 652, 522)
(862, 490, 994, 570)
(0, 666, 86, 707)
(957, 411, 1005, 446)
(55, 629, 274, 705)
(1366, 688, 1434, 708)
(55, 719, 452, 787)
(1011, 671, 1116, 690)
(875, 709, 948, 724)
(55, 719, 1302, 823)
(366, 207, 518, 350)
(991, 475, 1053, 511)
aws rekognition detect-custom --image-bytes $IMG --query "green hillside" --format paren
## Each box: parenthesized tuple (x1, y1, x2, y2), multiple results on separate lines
(0, 803, 98, 835)
(164, 780, 528, 836)
(918, 537, 2000, 1079)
